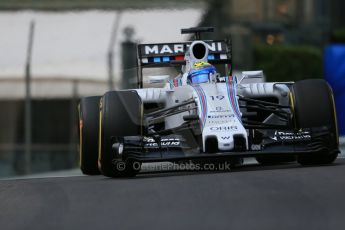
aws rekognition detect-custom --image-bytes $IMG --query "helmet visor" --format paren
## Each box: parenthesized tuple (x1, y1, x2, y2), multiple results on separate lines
(190, 73, 209, 84)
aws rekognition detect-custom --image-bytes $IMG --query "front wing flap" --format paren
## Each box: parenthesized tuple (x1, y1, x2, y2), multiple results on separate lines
(114, 127, 339, 163)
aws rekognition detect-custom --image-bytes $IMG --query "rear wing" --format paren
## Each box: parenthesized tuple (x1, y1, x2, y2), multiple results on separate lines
(136, 40, 232, 88)
(137, 40, 231, 67)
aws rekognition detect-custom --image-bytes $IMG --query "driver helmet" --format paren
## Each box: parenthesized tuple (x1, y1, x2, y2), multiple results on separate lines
(187, 61, 216, 85)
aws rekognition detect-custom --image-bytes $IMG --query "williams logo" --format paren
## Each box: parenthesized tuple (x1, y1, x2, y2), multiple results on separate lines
(143, 137, 181, 148)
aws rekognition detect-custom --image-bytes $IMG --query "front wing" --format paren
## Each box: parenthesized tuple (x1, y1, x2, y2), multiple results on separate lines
(112, 127, 339, 163)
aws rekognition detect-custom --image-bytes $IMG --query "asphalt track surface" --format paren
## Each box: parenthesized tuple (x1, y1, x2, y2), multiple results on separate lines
(1, 157, 345, 230)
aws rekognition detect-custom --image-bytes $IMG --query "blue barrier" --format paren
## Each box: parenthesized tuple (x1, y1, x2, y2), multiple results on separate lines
(324, 44, 345, 135)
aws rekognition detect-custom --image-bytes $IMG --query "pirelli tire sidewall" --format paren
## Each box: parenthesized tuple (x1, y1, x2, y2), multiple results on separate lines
(79, 96, 101, 175)
(291, 79, 339, 164)
(99, 91, 143, 177)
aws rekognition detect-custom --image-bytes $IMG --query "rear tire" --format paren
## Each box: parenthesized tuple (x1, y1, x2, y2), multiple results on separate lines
(99, 91, 143, 177)
(291, 79, 339, 165)
(78, 96, 101, 175)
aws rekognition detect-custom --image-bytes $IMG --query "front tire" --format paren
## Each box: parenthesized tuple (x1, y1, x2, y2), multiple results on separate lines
(98, 91, 143, 177)
(78, 96, 101, 175)
(291, 79, 339, 165)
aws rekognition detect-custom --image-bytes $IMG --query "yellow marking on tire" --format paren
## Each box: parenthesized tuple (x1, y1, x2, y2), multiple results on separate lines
(98, 98, 103, 170)
(330, 92, 339, 146)
(289, 91, 297, 129)
(78, 104, 82, 167)
(140, 103, 144, 137)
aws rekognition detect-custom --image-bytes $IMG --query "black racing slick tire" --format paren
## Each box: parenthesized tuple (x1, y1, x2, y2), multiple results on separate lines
(99, 91, 143, 177)
(291, 79, 339, 165)
(78, 96, 101, 175)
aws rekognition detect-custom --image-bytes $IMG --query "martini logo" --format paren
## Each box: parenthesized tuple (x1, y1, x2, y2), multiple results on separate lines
(142, 42, 225, 55)
(145, 44, 184, 55)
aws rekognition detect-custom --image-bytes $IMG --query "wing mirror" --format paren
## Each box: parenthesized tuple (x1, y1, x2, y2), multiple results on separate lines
(239, 70, 264, 83)
(147, 75, 170, 84)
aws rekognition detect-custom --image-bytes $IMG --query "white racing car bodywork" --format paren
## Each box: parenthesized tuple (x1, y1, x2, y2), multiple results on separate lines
(167, 82, 248, 151)
(79, 27, 340, 177)
(135, 79, 291, 152)
(134, 38, 292, 153)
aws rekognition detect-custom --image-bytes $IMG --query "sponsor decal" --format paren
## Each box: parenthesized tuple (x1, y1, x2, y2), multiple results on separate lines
(251, 144, 262, 151)
(145, 142, 180, 147)
(209, 95, 225, 101)
(207, 114, 235, 119)
(141, 41, 225, 56)
(208, 120, 230, 124)
(209, 126, 238, 131)
(144, 137, 180, 143)
(144, 44, 184, 55)
(209, 107, 232, 113)
(144, 137, 181, 148)
(271, 131, 311, 141)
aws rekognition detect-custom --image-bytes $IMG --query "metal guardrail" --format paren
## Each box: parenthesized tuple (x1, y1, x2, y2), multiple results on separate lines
(0, 144, 76, 152)
(0, 144, 78, 177)
(0, 77, 108, 99)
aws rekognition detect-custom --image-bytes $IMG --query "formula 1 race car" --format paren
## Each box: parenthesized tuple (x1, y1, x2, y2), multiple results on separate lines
(78, 27, 340, 177)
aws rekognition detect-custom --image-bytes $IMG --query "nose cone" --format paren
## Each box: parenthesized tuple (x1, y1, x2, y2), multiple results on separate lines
(217, 135, 234, 151)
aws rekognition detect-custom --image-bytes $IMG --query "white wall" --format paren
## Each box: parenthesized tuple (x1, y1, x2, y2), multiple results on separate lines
(0, 9, 203, 81)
